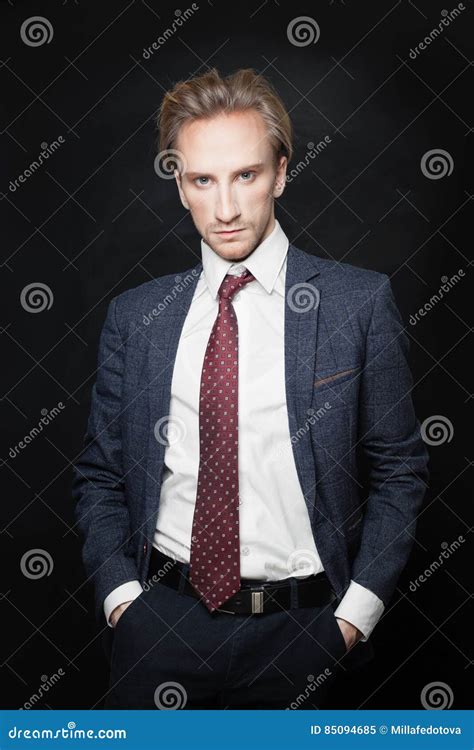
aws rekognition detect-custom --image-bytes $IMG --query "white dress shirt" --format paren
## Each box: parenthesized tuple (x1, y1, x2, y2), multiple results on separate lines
(104, 219, 384, 638)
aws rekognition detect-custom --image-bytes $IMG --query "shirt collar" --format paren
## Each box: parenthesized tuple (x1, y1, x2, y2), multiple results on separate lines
(199, 218, 289, 300)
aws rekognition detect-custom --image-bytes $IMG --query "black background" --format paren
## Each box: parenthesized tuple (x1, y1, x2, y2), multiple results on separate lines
(1, 0, 472, 710)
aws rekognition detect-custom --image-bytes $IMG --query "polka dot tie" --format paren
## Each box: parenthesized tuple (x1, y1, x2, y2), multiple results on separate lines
(189, 268, 256, 612)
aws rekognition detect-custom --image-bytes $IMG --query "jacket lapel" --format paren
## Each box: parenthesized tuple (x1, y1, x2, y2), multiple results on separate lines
(284, 244, 321, 524)
(143, 263, 203, 539)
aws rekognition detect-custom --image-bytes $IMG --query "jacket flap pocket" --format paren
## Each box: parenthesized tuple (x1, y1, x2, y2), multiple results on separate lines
(314, 366, 360, 391)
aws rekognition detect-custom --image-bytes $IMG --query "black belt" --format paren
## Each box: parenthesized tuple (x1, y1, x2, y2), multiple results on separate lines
(148, 546, 336, 615)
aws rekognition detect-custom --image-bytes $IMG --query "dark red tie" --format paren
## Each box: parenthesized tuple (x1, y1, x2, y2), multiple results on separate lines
(189, 268, 256, 612)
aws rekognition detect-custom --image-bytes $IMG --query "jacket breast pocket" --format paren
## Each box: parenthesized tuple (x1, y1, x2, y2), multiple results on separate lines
(313, 366, 360, 393)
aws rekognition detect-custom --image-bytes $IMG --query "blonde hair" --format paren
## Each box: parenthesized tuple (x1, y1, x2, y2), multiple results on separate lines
(156, 67, 293, 170)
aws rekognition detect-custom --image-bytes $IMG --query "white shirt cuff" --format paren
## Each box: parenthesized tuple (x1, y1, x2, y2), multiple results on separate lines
(333, 579, 385, 641)
(103, 580, 144, 627)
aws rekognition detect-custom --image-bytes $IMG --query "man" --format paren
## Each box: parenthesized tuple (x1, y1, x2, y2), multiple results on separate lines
(72, 67, 429, 710)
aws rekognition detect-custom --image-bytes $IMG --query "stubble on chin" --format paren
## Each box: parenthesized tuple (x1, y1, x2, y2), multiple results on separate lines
(205, 235, 258, 262)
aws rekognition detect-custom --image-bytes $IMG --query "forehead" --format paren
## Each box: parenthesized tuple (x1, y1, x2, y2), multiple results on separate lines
(176, 110, 273, 171)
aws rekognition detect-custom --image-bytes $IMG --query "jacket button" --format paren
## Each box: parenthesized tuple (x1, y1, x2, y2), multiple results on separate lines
(143, 542, 148, 555)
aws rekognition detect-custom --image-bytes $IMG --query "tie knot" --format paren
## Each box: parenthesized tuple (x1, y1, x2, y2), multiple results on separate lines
(218, 269, 256, 300)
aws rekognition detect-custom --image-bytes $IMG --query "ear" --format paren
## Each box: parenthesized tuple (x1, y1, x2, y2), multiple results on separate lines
(175, 169, 190, 210)
(273, 154, 288, 198)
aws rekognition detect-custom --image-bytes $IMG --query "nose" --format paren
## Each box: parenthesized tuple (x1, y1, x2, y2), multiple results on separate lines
(215, 185, 240, 224)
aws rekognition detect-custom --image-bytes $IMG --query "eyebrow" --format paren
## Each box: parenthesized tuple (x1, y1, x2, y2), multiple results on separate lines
(184, 163, 264, 180)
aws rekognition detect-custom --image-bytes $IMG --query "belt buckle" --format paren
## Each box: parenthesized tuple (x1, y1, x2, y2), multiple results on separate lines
(216, 587, 265, 614)
(251, 588, 264, 614)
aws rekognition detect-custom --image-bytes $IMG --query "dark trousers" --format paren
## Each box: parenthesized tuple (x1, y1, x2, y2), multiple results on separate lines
(103, 568, 348, 710)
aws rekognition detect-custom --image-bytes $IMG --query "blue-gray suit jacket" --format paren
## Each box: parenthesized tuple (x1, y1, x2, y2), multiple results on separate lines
(72, 243, 430, 670)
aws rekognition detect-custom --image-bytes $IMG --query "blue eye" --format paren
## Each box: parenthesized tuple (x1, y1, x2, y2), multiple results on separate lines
(193, 171, 255, 186)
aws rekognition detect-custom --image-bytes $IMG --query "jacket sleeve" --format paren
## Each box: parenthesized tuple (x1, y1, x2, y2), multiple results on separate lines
(72, 296, 140, 625)
(351, 275, 430, 606)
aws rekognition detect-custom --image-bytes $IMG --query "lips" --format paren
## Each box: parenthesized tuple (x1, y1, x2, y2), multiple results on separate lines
(216, 229, 243, 235)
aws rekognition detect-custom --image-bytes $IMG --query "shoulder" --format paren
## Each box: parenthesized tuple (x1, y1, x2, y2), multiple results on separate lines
(291, 244, 389, 295)
(109, 265, 202, 327)
(290, 245, 397, 331)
